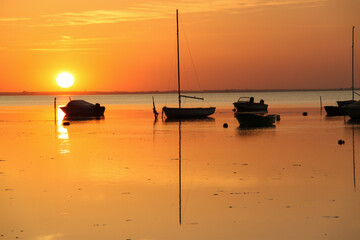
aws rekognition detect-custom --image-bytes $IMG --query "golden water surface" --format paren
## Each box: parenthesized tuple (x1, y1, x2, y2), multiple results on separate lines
(0, 105, 359, 240)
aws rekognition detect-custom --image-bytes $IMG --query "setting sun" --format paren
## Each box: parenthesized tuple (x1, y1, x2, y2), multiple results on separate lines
(56, 72, 74, 88)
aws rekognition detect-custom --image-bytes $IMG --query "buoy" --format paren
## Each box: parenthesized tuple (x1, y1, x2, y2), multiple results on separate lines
(276, 115, 281, 121)
(223, 123, 228, 128)
(63, 121, 70, 126)
(338, 140, 345, 145)
(302, 112, 308, 116)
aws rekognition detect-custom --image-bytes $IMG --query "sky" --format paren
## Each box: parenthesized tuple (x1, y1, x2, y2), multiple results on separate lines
(0, 0, 359, 92)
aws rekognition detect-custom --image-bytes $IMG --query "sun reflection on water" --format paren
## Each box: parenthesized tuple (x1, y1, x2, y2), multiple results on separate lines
(57, 106, 70, 154)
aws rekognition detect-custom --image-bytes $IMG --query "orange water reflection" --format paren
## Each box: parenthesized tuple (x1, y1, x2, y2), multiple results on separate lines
(0, 106, 359, 240)
(56, 106, 69, 154)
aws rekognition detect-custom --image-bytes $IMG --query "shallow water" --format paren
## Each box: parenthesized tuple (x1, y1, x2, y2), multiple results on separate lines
(0, 95, 360, 240)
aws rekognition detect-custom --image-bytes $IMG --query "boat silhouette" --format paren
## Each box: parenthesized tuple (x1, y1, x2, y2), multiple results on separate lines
(60, 99, 105, 118)
(162, 10, 215, 119)
(233, 97, 268, 113)
(325, 26, 358, 116)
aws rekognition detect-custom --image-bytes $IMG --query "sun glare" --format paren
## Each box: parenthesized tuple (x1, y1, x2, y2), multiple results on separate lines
(56, 72, 74, 88)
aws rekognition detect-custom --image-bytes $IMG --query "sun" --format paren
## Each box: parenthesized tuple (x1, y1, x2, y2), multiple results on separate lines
(56, 72, 74, 88)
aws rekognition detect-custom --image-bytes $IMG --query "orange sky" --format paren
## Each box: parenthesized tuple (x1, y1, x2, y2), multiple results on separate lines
(0, 0, 359, 92)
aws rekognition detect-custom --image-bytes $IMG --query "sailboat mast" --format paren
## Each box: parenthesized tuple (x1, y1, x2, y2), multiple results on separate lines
(352, 26, 355, 100)
(176, 9, 181, 108)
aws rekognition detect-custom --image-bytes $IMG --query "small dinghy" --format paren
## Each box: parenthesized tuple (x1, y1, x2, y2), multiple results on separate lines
(235, 112, 276, 128)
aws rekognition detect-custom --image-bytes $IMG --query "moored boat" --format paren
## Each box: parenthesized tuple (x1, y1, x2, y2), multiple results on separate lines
(163, 106, 215, 119)
(324, 100, 356, 116)
(161, 10, 215, 119)
(324, 26, 357, 116)
(233, 97, 268, 112)
(60, 100, 105, 117)
(344, 101, 360, 119)
(235, 112, 275, 127)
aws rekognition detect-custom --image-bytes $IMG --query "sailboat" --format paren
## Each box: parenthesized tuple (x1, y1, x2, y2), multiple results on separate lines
(324, 26, 357, 116)
(162, 10, 216, 119)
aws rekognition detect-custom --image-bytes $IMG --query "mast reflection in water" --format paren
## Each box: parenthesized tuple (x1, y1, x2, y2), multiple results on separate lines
(178, 120, 182, 225)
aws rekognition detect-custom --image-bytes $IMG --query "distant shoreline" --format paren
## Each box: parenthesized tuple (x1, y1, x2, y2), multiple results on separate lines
(0, 88, 358, 96)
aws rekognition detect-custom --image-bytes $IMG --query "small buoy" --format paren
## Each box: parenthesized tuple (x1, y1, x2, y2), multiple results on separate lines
(63, 121, 70, 126)
(223, 123, 228, 128)
(338, 140, 345, 145)
(302, 112, 308, 116)
(276, 115, 281, 121)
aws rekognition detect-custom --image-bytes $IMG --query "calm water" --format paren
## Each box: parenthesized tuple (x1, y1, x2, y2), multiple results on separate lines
(0, 91, 360, 240)
(0, 90, 357, 107)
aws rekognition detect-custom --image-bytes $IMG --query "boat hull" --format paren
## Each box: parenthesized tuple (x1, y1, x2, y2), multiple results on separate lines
(345, 109, 360, 119)
(60, 100, 105, 117)
(162, 107, 215, 119)
(235, 113, 275, 127)
(61, 106, 105, 117)
(324, 106, 346, 116)
(233, 102, 268, 112)
(337, 100, 356, 107)
(344, 102, 360, 119)
(324, 100, 356, 116)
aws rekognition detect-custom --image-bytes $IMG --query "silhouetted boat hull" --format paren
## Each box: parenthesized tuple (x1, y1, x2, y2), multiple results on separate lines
(324, 100, 356, 116)
(163, 107, 215, 119)
(235, 113, 275, 127)
(344, 101, 360, 119)
(337, 100, 357, 107)
(324, 106, 346, 116)
(60, 100, 105, 117)
(233, 97, 268, 112)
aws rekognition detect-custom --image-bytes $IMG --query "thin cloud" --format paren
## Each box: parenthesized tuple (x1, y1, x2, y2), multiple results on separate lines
(0, 17, 30, 22)
(39, 9, 169, 26)
(26, 35, 119, 52)
(59, 36, 122, 43)
(36, 0, 327, 26)
(29, 48, 99, 52)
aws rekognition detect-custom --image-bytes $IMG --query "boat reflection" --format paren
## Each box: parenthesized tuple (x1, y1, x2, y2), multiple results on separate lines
(347, 119, 360, 125)
(352, 124, 356, 190)
(236, 123, 276, 137)
(178, 120, 182, 225)
(238, 124, 276, 130)
(56, 106, 105, 154)
(63, 115, 105, 121)
(346, 120, 358, 190)
(164, 117, 214, 123)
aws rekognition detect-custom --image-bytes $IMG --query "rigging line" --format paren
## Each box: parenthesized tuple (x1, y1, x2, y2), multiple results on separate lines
(164, 29, 178, 106)
(179, 15, 205, 98)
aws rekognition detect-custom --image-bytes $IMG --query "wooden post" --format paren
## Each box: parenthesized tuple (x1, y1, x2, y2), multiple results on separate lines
(152, 96, 158, 120)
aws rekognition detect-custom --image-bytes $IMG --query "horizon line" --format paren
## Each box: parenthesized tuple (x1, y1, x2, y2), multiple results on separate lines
(0, 88, 358, 96)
